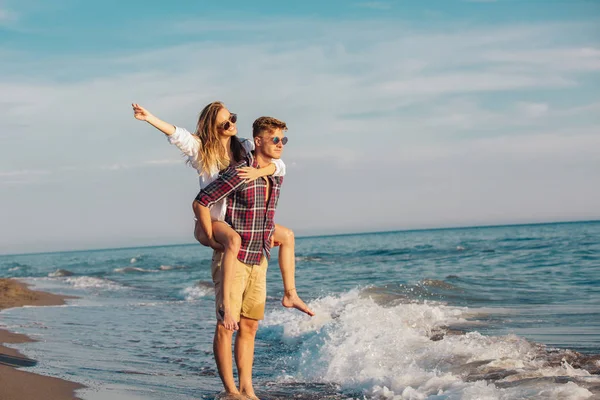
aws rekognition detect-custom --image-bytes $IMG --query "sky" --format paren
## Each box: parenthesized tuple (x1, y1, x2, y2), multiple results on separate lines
(1, 0, 599, 254)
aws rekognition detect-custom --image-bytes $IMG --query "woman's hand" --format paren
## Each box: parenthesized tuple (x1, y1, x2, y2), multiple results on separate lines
(208, 238, 225, 252)
(222, 308, 239, 331)
(237, 166, 263, 182)
(132, 103, 153, 121)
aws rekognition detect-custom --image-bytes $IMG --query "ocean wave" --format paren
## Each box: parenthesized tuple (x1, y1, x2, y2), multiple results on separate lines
(264, 289, 599, 399)
(295, 256, 325, 262)
(182, 281, 214, 301)
(48, 269, 74, 277)
(113, 267, 158, 274)
(64, 276, 125, 290)
(3, 262, 29, 274)
(159, 265, 188, 271)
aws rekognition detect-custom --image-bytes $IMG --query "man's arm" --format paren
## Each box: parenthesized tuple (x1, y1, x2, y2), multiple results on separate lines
(195, 164, 247, 208)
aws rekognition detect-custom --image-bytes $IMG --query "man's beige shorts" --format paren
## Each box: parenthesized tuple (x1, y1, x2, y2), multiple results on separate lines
(211, 251, 268, 322)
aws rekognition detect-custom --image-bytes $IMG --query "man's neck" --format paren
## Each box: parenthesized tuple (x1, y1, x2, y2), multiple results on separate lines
(254, 152, 271, 168)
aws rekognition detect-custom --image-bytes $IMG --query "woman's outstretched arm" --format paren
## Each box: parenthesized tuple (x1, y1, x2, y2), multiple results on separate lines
(132, 103, 176, 135)
(132, 103, 199, 158)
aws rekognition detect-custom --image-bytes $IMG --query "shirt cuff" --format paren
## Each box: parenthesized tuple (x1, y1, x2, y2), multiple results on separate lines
(271, 159, 286, 177)
(167, 126, 185, 144)
(195, 192, 213, 208)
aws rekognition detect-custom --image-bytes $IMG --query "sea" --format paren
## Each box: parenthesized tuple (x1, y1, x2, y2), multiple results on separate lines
(1, 221, 599, 400)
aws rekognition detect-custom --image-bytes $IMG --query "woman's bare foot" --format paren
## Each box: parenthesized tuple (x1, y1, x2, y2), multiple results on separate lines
(282, 288, 315, 316)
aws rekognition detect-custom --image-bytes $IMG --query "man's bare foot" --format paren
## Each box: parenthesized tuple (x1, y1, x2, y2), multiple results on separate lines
(241, 391, 260, 400)
(216, 391, 244, 400)
(282, 288, 315, 316)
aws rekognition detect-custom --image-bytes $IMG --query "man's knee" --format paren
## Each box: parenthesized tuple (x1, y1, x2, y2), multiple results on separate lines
(238, 318, 259, 335)
(216, 323, 235, 339)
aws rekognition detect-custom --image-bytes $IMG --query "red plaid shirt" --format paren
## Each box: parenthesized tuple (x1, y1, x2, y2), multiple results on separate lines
(195, 153, 283, 265)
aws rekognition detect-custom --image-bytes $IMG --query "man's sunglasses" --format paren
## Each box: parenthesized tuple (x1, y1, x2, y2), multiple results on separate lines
(271, 136, 288, 145)
(219, 113, 237, 131)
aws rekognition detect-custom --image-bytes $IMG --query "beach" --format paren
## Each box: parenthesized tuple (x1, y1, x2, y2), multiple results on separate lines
(0, 278, 83, 400)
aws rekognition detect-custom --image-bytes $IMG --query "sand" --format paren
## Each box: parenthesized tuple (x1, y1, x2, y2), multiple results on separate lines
(0, 278, 84, 400)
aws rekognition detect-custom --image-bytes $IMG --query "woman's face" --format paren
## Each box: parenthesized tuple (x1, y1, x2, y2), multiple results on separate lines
(215, 107, 238, 137)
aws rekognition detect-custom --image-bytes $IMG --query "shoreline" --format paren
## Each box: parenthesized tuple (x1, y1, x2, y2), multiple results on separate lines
(0, 278, 84, 400)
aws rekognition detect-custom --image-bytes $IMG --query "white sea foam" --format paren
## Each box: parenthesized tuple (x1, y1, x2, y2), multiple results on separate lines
(265, 289, 598, 399)
(159, 265, 188, 271)
(64, 276, 125, 290)
(8, 266, 20, 271)
(182, 285, 213, 301)
(113, 267, 158, 273)
(130, 258, 137, 264)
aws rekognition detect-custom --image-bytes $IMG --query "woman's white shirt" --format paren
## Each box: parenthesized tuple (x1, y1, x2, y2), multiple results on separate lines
(167, 126, 286, 221)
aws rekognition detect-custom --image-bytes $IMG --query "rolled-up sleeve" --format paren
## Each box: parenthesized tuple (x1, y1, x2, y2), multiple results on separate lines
(270, 158, 286, 177)
(168, 126, 201, 157)
(195, 165, 246, 207)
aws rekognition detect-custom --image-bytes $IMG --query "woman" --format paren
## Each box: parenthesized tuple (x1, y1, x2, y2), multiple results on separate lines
(132, 102, 314, 330)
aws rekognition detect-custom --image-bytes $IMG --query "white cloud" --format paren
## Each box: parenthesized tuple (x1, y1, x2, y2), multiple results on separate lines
(484, 47, 600, 72)
(0, 169, 50, 177)
(516, 102, 549, 118)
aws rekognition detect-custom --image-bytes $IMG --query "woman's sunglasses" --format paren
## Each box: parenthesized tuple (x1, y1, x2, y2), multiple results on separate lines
(219, 113, 237, 131)
(271, 136, 288, 145)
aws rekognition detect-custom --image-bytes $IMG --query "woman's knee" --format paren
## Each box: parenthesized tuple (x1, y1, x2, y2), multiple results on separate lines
(194, 222, 211, 247)
(276, 226, 295, 245)
(222, 231, 241, 252)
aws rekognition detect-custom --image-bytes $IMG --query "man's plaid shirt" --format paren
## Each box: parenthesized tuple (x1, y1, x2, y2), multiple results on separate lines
(195, 153, 282, 265)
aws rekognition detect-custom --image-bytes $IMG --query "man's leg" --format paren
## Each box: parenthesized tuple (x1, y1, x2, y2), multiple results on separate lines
(211, 252, 246, 397)
(273, 224, 314, 316)
(235, 317, 259, 399)
(234, 256, 269, 400)
(213, 324, 239, 396)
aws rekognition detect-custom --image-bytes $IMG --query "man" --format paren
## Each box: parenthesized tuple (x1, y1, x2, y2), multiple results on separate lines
(193, 116, 289, 400)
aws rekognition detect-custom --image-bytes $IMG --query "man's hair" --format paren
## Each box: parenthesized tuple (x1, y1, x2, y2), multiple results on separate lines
(252, 116, 288, 138)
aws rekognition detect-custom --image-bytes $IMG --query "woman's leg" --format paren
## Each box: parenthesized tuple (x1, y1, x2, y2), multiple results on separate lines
(273, 224, 314, 316)
(213, 221, 242, 331)
(192, 202, 224, 251)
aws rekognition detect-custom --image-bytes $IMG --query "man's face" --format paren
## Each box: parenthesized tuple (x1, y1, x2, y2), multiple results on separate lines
(255, 128, 285, 159)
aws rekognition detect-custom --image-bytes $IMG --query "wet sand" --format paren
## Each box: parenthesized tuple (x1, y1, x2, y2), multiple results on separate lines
(0, 278, 84, 400)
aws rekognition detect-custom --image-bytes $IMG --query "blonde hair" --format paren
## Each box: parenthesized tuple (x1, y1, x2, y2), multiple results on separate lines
(191, 101, 244, 174)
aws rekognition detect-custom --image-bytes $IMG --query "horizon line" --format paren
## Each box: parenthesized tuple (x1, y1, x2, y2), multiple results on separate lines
(1, 217, 599, 258)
